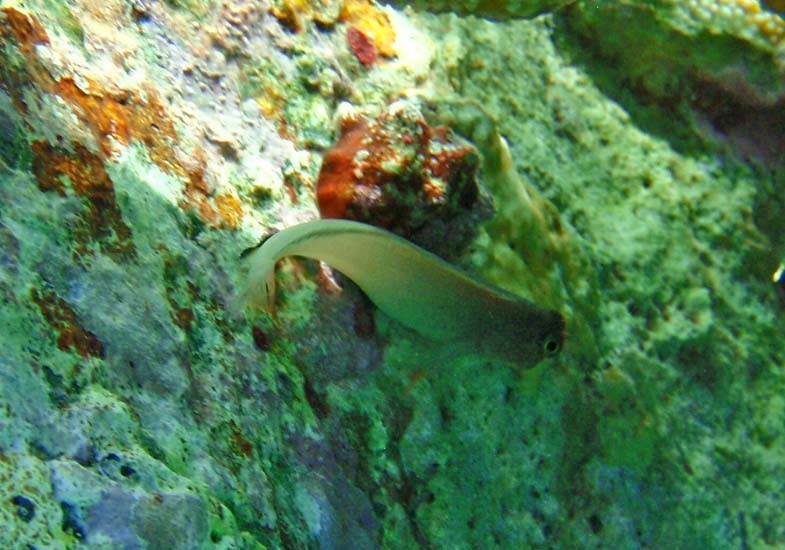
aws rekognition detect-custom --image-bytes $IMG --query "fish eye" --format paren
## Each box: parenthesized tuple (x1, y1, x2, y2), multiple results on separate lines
(543, 336, 560, 356)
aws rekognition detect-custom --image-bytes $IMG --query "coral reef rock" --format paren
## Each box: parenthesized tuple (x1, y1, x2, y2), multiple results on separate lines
(317, 99, 492, 256)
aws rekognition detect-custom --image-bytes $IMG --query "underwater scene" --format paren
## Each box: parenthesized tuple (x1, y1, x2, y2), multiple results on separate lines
(2, 0, 785, 548)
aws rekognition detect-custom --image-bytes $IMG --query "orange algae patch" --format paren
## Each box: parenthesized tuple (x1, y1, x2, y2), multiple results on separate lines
(1, 9, 243, 232)
(0, 8, 50, 110)
(52, 77, 179, 167)
(30, 287, 105, 359)
(316, 117, 369, 218)
(177, 148, 243, 230)
(31, 141, 137, 263)
(0, 7, 49, 53)
(215, 193, 244, 229)
(270, 0, 341, 32)
(52, 79, 244, 229)
(340, 0, 396, 58)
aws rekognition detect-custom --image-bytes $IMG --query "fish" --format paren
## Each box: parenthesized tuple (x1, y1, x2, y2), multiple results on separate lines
(243, 219, 565, 369)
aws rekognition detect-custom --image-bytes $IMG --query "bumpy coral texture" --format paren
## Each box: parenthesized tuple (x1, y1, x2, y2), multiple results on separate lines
(317, 100, 489, 255)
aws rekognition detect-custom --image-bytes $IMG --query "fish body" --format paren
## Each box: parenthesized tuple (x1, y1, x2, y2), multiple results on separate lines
(244, 219, 564, 368)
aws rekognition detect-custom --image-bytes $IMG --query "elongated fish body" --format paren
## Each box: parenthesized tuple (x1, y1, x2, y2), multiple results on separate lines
(244, 219, 565, 368)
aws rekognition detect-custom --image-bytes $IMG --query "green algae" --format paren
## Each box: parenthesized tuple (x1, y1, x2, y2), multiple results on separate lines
(0, 128, 315, 549)
(240, 53, 338, 149)
(390, 0, 572, 19)
(558, 1, 785, 168)
(2, 0, 785, 548)
(18, 0, 85, 46)
(369, 8, 785, 547)
(0, 92, 31, 172)
(564, 1, 784, 95)
(0, 451, 65, 548)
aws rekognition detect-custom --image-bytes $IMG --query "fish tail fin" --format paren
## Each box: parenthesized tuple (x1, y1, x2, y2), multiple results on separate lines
(242, 243, 278, 313)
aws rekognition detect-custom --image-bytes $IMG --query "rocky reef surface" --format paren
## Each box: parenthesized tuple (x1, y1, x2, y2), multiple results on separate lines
(1, 0, 784, 548)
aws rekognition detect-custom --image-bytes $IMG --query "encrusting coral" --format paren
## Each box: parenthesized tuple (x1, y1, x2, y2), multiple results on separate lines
(316, 98, 492, 256)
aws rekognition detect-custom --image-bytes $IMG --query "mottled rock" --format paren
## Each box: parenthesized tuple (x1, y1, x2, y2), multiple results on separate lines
(317, 98, 492, 257)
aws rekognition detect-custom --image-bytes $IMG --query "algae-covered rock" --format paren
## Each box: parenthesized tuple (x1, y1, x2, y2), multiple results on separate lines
(2, 0, 785, 548)
(563, 0, 785, 163)
(390, 0, 572, 19)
